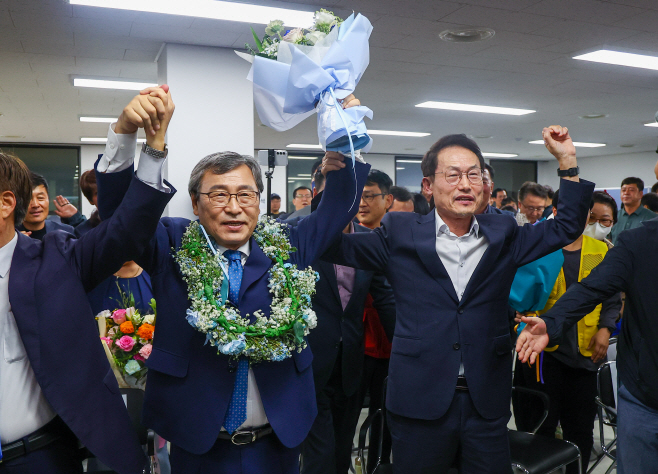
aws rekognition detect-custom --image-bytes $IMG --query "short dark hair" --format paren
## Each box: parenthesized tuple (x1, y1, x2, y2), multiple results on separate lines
(592, 191, 618, 223)
(621, 177, 644, 191)
(421, 134, 485, 178)
(313, 170, 326, 193)
(79, 169, 97, 204)
(270, 193, 281, 201)
(492, 188, 506, 199)
(412, 193, 431, 215)
(389, 185, 412, 203)
(293, 186, 311, 198)
(484, 163, 494, 180)
(0, 151, 32, 226)
(553, 189, 595, 212)
(365, 169, 393, 194)
(641, 192, 658, 213)
(518, 181, 548, 202)
(544, 185, 554, 200)
(651, 182, 658, 194)
(311, 159, 323, 176)
(501, 196, 516, 207)
(30, 172, 48, 193)
(501, 205, 516, 213)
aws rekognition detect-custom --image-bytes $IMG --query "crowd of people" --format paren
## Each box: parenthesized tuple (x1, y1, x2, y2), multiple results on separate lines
(1, 85, 657, 474)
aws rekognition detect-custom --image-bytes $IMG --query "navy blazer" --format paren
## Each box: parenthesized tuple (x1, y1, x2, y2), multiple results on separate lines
(307, 224, 396, 397)
(96, 161, 370, 454)
(323, 179, 595, 421)
(542, 217, 658, 410)
(9, 176, 171, 473)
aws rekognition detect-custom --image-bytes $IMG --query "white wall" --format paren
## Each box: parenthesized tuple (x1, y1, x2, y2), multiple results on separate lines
(538, 151, 658, 191)
(366, 153, 397, 184)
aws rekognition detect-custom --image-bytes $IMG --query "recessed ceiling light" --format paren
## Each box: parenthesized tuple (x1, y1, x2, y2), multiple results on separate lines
(619, 144, 635, 148)
(397, 159, 422, 164)
(439, 28, 495, 43)
(368, 129, 430, 137)
(81, 137, 146, 143)
(574, 50, 658, 71)
(396, 167, 406, 170)
(529, 140, 606, 148)
(474, 135, 493, 139)
(644, 122, 658, 128)
(69, 0, 314, 26)
(416, 101, 535, 116)
(482, 152, 518, 158)
(80, 116, 117, 123)
(579, 114, 608, 119)
(74, 78, 157, 90)
(286, 144, 323, 149)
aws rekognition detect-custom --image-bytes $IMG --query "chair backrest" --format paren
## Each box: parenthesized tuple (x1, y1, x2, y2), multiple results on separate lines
(597, 361, 616, 409)
(607, 337, 618, 361)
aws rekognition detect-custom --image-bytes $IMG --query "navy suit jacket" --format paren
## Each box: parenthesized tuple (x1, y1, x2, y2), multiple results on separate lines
(323, 179, 595, 420)
(9, 176, 171, 473)
(307, 224, 396, 397)
(97, 161, 370, 454)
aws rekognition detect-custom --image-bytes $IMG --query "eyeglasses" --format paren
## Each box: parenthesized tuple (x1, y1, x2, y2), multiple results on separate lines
(520, 202, 545, 213)
(294, 193, 312, 199)
(589, 216, 613, 227)
(432, 168, 483, 186)
(199, 190, 260, 208)
(361, 193, 387, 203)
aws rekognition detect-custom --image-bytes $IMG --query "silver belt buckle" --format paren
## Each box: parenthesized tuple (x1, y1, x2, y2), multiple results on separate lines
(231, 430, 257, 445)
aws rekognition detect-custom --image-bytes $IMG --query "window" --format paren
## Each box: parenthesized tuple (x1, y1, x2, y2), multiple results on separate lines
(488, 159, 537, 200)
(395, 156, 423, 193)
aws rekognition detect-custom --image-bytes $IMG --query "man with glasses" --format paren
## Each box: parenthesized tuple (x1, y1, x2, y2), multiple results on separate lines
(96, 90, 370, 473)
(516, 181, 549, 225)
(281, 186, 314, 221)
(322, 128, 595, 473)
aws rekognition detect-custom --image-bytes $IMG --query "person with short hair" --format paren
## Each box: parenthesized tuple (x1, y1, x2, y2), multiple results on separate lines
(269, 193, 282, 218)
(388, 186, 414, 213)
(491, 187, 507, 209)
(292, 186, 312, 211)
(53, 169, 102, 237)
(412, 193, 431, 215)
(586, 191, 618, 248)
(478, 164, 514, 217)
(357, 170, 393, 228)
(610, 177, 655, 244)
(517, 181, 549, 225)
(15, 172, 75, 240)
(651, 181, 658, 194)
(501, 196, 518, 212)
(640, 192, 658, 213)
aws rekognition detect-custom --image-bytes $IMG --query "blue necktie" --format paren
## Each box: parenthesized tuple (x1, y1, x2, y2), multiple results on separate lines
(223, 249, 249, 434)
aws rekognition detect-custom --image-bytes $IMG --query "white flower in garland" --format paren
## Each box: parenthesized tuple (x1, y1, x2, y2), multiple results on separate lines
(174, 218, 319, 363)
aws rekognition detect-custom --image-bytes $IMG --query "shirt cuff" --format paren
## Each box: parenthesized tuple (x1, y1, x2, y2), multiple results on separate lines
(136, 151, 171, 193)
(96, 123, 137, 173)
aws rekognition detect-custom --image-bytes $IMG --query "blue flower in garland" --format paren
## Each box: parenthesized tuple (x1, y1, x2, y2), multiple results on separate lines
(186, 309, 201, 327)
(220, 335, 246, 355)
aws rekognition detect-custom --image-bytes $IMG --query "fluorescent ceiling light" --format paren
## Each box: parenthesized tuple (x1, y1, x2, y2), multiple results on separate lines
(74, 78, 157, 90)
(397, 159, 422, 164)
(288, 156, 319, 160)
(573, 50, 658, 71)
(529, 140, 606, 148)
(287, 144, 323, 149)
(644, 122, 658, 128)
(69, 0, 314, 26)
(296, 174, 312, 177)
(415, 101, 535, 116)
(81, 137, 146, 143)
(368, 129, 430, 137)
(482, 152, 518, 158)
(396, 167, 406, 170)
(80, 116, 117, 123)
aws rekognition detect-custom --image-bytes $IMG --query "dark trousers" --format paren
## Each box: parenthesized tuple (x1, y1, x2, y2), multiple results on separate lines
(357, 355, 391, 472)
(387, 390, 512, 474)
(301, 354, 363, 474)
(520, 353, 597, 474)
(170, 435, 300, 474)
(617, 383, 658, 474)
(0, 418, 83, 474)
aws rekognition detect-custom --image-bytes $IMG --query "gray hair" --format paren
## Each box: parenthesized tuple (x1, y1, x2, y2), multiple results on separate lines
(188, 152, 264, 197)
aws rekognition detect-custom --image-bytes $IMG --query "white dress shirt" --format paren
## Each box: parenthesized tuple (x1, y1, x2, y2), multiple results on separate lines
(0, 233, 57, 444)
(435, 210, 489, 376)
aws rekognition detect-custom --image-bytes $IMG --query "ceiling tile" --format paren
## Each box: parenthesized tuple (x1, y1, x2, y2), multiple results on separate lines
(439, 5, 562, 34)
(615, 8, 658, 33)
(71, 4, 138, 22)
(522, 0, 645, 25)
(123, 49, 157, 62)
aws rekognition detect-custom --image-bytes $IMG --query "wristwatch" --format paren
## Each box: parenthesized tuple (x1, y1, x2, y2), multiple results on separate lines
(557, 166, 579, 177)
(142, 142, 168, 159)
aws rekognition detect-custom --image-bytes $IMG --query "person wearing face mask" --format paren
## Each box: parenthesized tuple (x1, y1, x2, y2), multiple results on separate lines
(515, 189, 621, 474)
(584, 191, 618, 248)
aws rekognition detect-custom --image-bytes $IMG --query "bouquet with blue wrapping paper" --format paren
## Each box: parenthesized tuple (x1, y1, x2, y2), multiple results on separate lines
(509, 249, 564, 314)
(237, 10, 373, 156)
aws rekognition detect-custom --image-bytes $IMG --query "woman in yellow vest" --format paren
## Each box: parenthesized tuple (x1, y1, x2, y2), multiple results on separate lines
(518, 190, 621, 474)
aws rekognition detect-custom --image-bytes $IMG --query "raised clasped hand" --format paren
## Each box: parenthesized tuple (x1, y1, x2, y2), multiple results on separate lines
(115, 84, 175, 150)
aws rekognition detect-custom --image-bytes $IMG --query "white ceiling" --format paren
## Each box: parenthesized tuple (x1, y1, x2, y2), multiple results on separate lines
(1, 0, 658, 160)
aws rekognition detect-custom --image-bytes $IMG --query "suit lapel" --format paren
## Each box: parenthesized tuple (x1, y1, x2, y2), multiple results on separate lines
(411, 212, 458, 304)
(239, 237, 273, 304)
(460, 215, 506, 304)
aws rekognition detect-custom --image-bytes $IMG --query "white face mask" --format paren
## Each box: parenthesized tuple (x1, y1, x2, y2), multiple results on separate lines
(583, 222, 611, 241)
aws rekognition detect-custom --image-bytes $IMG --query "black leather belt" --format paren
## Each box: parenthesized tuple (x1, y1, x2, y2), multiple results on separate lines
(218, 425, 274, 445)
(456, 376, 469, 391)
(0, 417, 64, 463)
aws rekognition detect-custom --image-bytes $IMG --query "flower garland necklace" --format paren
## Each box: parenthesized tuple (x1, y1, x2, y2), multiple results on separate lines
(175, 218, 318, 363)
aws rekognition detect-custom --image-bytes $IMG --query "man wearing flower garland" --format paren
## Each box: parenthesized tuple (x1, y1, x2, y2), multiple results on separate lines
(96, 89, 369, 473)
(322, 128, 595, 473)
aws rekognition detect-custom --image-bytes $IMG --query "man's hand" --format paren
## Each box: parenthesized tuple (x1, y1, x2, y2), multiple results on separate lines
(341, 94, 360, 109)
(116, 84, 175, 151)
(514, 311, 525, 324)
(321, 151, 346, 176)
(53, 195, 78, 219)
(588, 327, 611, 363)
(515, 316, 549, 364)
(542, 125, 578, 180)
